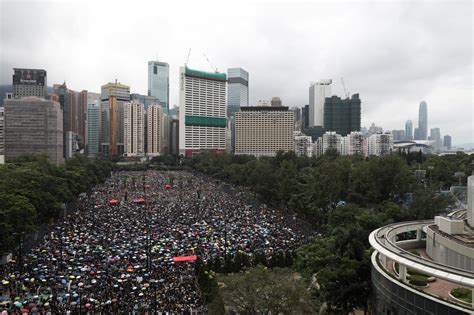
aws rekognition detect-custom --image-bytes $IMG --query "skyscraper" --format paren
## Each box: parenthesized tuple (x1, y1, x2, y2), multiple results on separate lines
(87, 101, 100, 157)
(443, 135, 452, 150)
(418, 101, 428, 140)
(227, 68, 249, 116)
(12, 68, 47, 99)
(405, 120, 413, 140)
(101, 81, 130, 158)
(4, 97, 63, 165)
(309, 80, 332, 127)
(179, 66, 227, 156)
(147, 103, 165, 156)
(323, 94, 361, 136)
(124, 101, 145, 157)
(302, 105, 309, 130)
(429, 127, 442, 150)
(148, 61, 169, 112)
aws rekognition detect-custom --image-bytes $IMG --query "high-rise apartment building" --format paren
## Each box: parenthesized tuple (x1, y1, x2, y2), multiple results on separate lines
(309, 80, 332, 127)
(314, 131, 342, 157)
(101, 81, 130, 158)
(235, 106, 294, 157)
(87, 101, 100, 157)
(148, 61, 169, 112)
(294, 131, 313, 157)
(179, 67, 227, 156)
(12, 68, 47, 99)
(368, 132, 393, 156)
(405, 120, 413, 140)
(417, 101, 428, 140)
(324, 94, 361, 136)
(147, 103, 165, 156)
(271, 97, 282, 107)
(227, 68, 249, 116)
(3, 97, 63, 165)
(443, 135, 452, 150)
(341, 131, 367, 156)
(124, 101, 145, 157)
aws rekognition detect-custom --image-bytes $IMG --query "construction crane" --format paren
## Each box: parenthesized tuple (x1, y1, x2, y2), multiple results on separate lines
(341, 77, 350, 98)
(203, 53, 218, 73)
(185, 48, 191, 66)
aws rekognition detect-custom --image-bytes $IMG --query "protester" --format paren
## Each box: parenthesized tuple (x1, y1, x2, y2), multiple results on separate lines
(0, 171, 308, 314)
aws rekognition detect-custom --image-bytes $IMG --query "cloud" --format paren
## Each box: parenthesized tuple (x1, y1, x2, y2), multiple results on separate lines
(1, 0, 472, 144)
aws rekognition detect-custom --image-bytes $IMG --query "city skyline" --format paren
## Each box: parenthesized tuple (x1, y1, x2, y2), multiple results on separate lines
(0, 0, 472, 144)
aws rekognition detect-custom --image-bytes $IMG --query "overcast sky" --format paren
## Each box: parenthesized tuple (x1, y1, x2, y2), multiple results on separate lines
(1, 0, 472, 144)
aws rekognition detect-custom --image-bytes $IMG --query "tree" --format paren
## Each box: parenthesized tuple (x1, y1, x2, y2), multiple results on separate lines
(218, 266, 317, 314)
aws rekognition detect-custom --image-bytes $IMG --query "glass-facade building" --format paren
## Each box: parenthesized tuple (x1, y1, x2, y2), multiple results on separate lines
(227, 68, 249, 117)
(148, 61, 169, 113)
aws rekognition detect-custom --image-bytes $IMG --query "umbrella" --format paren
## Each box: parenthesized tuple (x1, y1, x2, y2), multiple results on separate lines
(14, 301, 22, 308)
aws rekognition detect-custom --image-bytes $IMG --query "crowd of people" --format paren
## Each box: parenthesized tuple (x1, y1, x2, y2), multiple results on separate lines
(1, 170, 309, 314)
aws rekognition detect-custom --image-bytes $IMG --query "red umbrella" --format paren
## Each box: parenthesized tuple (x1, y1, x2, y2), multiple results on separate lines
(144, 184, 151, 189)
(109, 199, 119, 205)
(165, 184, 172, 189)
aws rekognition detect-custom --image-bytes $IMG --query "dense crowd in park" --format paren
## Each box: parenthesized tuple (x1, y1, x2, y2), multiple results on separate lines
(0, 170, 308, 314)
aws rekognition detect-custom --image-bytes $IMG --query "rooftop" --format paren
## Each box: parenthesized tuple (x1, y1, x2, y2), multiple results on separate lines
(184, 67, 227, 81)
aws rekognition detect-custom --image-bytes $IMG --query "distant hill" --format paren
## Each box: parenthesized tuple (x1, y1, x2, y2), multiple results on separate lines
(0, 84, 54, 105)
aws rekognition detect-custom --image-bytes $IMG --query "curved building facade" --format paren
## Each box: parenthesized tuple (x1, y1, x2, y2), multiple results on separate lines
(370, 174, 474, 315)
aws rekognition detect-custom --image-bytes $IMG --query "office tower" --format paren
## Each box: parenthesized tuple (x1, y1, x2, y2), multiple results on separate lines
(52, 83, 91, 157)
(443, 135, 452, 150)
(405, 120, 413, 140)
(124, 101, 145, 157)
(227, 68, 249, 117)
(290, 107, 302, 130)
(178, 67, 227, 156)
(302, 105, 309, 130)
(417, 101, 428, 140)
(323, 94, 361, 136)
(3, 97, 63, 165)
(368, 132, 393, 156)
(429, 127, 442, 150)
(87, 101, 100, 157)
(101, 80, 130, 158)
(314, 131, 342, 157)
(309, 80, 332, 127)
(12, 68, 47, 99)
(148, 61, 169, 112)
(370, 174, 474, 314)
(235, 106, 294, 157)
(169, 119, 179, 155)
(341, 131, 367, 156)
(271, 97, 282, 107)
(0, 106, 4, 164)
(294, 131, 313, 157)
(147, 103, 165, 156)
(414, 127, 421, 140)
(391, 130, 406, 141)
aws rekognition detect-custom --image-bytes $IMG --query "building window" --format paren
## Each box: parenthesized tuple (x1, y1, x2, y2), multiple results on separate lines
(153, 66, 157, 75)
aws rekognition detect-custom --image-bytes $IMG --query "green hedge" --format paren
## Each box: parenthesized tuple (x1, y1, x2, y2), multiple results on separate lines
(451, 288, 472, 303)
